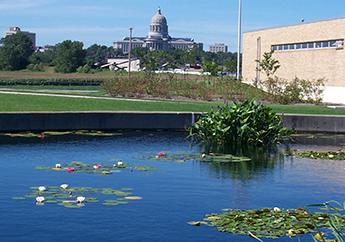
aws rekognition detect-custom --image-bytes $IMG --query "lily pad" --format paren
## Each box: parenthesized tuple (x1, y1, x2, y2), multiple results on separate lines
(13, 185, 141, 208)
(196, 207, 345, 239)
(293, 150, 345, 160)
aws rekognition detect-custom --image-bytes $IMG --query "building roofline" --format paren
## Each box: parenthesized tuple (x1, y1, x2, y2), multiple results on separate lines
(244, 16, 345, 34)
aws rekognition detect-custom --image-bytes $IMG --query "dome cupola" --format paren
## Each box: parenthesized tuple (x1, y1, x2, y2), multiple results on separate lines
(148, 8, 169, 40)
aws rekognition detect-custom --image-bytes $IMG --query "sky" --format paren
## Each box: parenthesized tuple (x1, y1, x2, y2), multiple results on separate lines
(1, 0, 345, 51)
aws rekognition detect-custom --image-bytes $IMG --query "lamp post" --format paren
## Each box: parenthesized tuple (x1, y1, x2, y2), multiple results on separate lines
(128, 27, 133, 78)
(236, 0, 242, 81)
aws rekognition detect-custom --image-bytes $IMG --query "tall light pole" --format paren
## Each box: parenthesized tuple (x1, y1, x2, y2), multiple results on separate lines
(128, 27, 133, 78)
(236, 0, 242, 81)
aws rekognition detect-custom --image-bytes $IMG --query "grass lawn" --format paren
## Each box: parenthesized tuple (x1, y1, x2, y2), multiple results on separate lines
(0, 93, 345, 115)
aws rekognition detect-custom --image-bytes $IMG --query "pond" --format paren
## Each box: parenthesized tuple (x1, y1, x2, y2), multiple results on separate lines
(0, 132, 344, 242)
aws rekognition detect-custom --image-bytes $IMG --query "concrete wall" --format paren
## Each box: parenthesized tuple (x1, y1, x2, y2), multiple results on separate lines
(0, 112, 345, 133)
(242, 18, 345, 87)
(0, 112, 201, 132)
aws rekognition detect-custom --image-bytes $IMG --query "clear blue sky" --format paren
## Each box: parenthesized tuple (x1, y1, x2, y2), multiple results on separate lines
(1, 0, 345, 50)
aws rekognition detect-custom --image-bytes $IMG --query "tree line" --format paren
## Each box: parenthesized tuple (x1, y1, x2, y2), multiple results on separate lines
(0, 32, 237, 75)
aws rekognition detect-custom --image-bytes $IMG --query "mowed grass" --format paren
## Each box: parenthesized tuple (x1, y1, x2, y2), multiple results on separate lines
(0, 93, 345, 115)
(0, 69, 117, 81)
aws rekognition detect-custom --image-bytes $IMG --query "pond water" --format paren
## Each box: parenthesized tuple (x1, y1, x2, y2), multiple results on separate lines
(0, 132, 344, 242)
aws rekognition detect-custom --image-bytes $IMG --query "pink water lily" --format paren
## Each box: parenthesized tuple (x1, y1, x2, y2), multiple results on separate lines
(66, 167, 75, 173)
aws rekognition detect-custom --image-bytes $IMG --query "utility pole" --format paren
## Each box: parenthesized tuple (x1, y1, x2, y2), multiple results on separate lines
(128, 27, 133, 78)
(236, 0, 242, 81)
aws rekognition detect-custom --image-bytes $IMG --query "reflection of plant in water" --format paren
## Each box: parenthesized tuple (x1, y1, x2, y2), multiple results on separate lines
(200, 147, 285, 181)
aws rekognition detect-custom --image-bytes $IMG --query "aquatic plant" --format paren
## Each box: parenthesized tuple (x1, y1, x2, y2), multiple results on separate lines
(190, 201, 345, 241)
(294, 150, 345, 160)
(12, 185, 142, 209)
(1, 130, 122, 139)
(149, 152, 251, 163)
(35, 161, 156, 175)
(190, 206, 345, 240)
(189, 101, 289, 149)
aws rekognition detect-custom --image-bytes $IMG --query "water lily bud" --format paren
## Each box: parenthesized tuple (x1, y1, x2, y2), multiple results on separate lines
(273, 207, 281, 212)
(38, 186, 46, 192)
(60, 184, 69, 190)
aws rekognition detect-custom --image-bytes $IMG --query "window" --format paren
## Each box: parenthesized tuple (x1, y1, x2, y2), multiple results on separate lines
(289, 44, 295, 50)
(271, 39, 344, 52)
(315, 42, 322, 48)
(322, 41, 330, 48)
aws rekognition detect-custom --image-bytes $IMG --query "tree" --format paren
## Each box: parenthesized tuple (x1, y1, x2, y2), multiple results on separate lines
(203, 60, 219, 76)
(85, 44, 121, 66)
(54, 40, 85, 73)
(0, 32, 34, 70)
(256, 51, 280, 80)
(29, 46, 56, 66)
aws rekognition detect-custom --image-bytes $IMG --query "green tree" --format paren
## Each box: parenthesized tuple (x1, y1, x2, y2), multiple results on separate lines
(0, 32, 34, 70)
(29, 46, 56, 66)
(54, 40, 86, 73)
(203, 60, 219, 76)
(85, 44, 121, 66)
(256, 51, 280, 80)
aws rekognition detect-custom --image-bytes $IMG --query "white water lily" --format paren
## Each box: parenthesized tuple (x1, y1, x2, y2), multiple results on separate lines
(201, 153, 207, 158)
(38, 186, 46, 192)
(60, 184, 69, 190)
(273, 207, 281, 212)
(76, 196, 86, 203)
(117, 161, 124, 167)
(55, 164, 62, 169)
(36, 196, 45, 203)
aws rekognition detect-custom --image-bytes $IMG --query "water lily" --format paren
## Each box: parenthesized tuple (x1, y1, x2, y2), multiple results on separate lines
(93, 164, 102, 170)
(60, 184, 69, 190)
(157, 151, 167, 158)
(66, 167, 75, 173)
(38, 186, 46, 192)
(36, 196, 45, 204)
(273, 207, 281, 212)
(55, 164, 62, 169)
(201, 153, 207, 158)
(76, 196, 86, 203)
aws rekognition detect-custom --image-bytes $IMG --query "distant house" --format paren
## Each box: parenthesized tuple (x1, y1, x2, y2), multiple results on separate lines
(102, 58, 140, 72)
(209, 43, 228, 53)
(5, 27, 36, 49)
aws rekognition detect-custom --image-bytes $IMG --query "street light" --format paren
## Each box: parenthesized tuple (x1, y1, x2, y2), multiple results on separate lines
(128, 27, 133, 78)
(236, 0, 242, 81)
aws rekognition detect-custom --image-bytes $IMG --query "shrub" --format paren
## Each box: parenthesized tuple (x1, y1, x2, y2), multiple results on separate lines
(27, 63, 45, 72)
(188, 100, 289, 149)
(263, 77, 325, 104)
(77, 64, 93, 74)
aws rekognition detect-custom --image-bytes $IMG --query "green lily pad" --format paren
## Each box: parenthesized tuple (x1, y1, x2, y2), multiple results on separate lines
(196, 207, 345, 239)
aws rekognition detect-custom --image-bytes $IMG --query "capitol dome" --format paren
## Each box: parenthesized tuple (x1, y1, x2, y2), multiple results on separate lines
(151, 8, 167, 25)
(148, 8, 169, 40)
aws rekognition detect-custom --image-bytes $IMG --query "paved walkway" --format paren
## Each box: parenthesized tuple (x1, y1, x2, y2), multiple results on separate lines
(0, 90, 165, 103)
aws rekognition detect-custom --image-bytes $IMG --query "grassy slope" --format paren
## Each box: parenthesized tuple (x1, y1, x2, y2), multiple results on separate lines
(0, 93, 345, 115)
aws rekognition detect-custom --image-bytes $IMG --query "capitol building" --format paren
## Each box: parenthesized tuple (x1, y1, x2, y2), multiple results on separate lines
(113, 8, 203, 53)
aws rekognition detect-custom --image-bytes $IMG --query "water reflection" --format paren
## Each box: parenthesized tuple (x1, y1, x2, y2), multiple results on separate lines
(198, 147, 286, 181)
